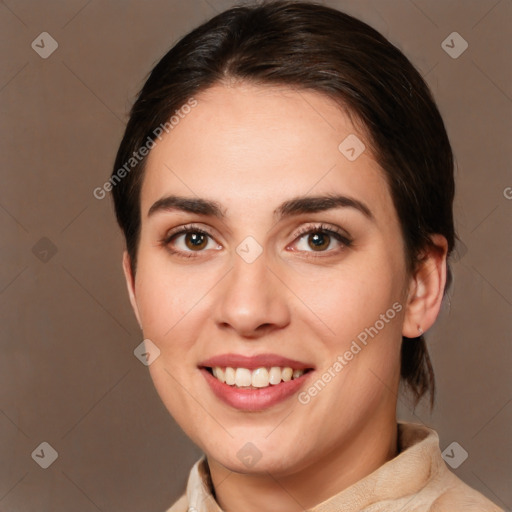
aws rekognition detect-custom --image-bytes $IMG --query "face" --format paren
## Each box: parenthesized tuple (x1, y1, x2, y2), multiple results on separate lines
(125, 83, 414, 476)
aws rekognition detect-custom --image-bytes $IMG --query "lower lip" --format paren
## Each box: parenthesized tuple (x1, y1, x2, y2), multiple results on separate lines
(201, 368, 312, 411)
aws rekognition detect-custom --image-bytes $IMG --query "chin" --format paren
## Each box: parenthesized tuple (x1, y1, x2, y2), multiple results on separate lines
(205, 436, 311, 477)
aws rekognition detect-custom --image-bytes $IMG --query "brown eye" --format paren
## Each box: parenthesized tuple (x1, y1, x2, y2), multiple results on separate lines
(307, 232, 331, 251)
(292, 225, 352, 254)
(185, 232, 208, 250)
(164, 226, 221, 256)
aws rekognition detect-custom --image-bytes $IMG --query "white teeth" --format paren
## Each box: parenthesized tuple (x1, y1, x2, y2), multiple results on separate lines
(211, 366, 307, 388)
(252, 368, 269, 388)
(268, 367, 282, 385)
(215, 367, 225, 383)
(225, 367, 236, 385)
(235, 368, 252, 387)
(282, 367, 293, 382)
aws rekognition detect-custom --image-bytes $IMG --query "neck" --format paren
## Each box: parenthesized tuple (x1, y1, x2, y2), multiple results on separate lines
(208, 416, 398, 512)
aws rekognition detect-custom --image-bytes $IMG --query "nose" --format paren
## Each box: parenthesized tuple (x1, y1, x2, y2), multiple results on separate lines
(213, 253, 291, 339)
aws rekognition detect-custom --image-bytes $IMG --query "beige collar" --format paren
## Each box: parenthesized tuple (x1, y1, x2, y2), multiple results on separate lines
(181, 422, 500, 512)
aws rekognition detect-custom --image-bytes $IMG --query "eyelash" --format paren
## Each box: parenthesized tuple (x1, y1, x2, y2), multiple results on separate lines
(291, 223, 353, 255)
(160, 222, 352, 259)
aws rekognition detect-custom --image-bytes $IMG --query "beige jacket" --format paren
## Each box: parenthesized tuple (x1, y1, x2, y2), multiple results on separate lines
(167, 422, 503, 512)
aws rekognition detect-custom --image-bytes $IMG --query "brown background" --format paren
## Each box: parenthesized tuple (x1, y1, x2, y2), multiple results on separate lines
(1, 0, 511, 511)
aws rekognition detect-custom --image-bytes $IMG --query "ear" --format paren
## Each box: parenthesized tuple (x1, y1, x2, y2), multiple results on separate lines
(402, 234, 448, 338)
(122, 251, 142, 329)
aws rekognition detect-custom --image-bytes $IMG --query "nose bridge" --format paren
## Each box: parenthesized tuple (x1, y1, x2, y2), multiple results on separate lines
(214, 250, 290, 336)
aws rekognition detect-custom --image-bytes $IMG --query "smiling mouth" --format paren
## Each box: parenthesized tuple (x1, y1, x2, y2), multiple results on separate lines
(204, 366, 313, 389)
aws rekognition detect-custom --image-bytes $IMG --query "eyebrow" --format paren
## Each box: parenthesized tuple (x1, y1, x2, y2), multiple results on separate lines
(274, 194, 373, 220)
(147, 195, 225, 218)
(147, 194, 373, 220)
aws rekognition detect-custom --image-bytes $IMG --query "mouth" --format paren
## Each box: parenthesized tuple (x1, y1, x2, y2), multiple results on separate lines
(198, 354, 314, 411)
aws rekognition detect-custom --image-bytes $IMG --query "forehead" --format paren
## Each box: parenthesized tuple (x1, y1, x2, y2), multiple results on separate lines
(141, 83, 393, 221)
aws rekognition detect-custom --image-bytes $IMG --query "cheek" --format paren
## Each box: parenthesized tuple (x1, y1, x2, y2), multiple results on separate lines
(132, 228, 215, 352)
(287, 254, 405, 409)
(289, 257, 404, 343)
(133, 251, 214, 338)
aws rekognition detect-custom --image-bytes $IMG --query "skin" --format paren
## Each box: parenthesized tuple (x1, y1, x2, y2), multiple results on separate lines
(123, 83, 447, 512)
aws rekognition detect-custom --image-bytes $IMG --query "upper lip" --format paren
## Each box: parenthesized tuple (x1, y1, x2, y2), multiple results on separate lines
(199, 353, 314, 370)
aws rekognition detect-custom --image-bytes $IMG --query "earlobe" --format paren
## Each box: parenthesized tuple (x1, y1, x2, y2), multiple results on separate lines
(402, 235, 448, 338)
(122, 251, 142, 329)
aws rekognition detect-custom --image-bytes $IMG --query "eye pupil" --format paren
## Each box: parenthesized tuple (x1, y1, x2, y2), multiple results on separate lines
(185, 232, 207, 250)
(308, 232, 330, 251)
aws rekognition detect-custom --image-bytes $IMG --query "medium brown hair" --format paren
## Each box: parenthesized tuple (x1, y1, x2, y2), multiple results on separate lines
(111, 0, 455, 406)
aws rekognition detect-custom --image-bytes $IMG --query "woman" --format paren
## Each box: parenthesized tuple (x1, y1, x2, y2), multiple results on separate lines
(111, 1, 502, 511)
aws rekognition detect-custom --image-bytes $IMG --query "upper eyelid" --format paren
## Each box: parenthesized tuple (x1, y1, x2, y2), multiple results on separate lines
(165, 222, 349, 238)
(291, 222, 352, 241)
(164, 223, 217, 240)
